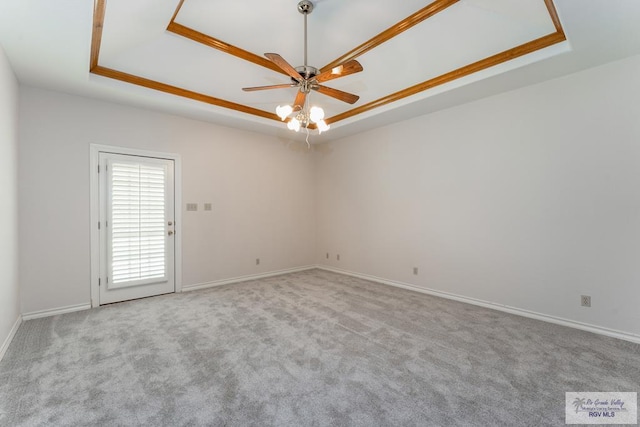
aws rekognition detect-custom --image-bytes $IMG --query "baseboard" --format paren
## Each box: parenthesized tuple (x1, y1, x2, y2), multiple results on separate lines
(317, 265, 640, 345)
(183, 265, 317, 292)
(0, 315, 22, 362)
(22, 303, 92, 321)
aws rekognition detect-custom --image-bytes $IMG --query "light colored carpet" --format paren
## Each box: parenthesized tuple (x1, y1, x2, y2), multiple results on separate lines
(0, 269, 638, 426)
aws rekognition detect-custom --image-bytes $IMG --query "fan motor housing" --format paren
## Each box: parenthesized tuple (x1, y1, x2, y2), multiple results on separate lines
(293, 65, 318, 82)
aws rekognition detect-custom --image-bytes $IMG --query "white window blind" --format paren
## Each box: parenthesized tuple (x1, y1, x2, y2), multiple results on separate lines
(109, 162, 166, 285)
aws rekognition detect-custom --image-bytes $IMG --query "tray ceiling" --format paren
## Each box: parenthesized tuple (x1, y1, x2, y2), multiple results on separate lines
(3, 1, 640, 140)
(91, 0, 564, 129)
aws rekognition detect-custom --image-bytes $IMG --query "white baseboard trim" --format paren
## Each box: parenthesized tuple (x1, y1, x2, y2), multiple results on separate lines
(22, 303, 92, 321)
(317, 265, 640, 345)
(183, 265, 317, 292)
(0, 315, 22, 362)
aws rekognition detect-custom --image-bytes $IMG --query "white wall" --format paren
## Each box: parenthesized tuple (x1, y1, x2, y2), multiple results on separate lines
(15, 52, 640, 339)
(0, 44, 20, 355)
(19, 88, 316, 314)
(316, 53, 640, 338)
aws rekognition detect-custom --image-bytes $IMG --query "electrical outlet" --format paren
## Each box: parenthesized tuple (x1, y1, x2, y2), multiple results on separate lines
(337, 254, 340, 261)
(204, 203, 212, 211)
(256, 258, 260, 265)
(413, 267, 418, 275)
(581, 295, 591, 307)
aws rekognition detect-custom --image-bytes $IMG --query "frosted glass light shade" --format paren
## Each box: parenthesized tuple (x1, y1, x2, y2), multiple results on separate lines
(287, 117, 301, 132)
(309, 106, 325, 123)
(317, 120, 330, 134)
(276, 105, 293, 121)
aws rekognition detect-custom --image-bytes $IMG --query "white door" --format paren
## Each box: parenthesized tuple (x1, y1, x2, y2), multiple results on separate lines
(98, 153, 175, 304)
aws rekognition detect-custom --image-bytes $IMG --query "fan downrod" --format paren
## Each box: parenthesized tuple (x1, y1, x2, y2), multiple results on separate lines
(297, 0, 314, 15)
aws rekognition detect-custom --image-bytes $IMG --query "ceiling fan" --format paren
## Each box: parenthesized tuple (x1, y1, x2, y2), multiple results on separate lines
(242, 0, 364, 132)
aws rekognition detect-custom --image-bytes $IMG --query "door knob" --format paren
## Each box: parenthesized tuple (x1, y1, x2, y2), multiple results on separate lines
(168, 231, 174, 236)
(168, 221, 173, 226)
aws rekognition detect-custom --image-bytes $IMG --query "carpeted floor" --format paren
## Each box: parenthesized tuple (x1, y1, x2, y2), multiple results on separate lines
(0, 269, 638, 426)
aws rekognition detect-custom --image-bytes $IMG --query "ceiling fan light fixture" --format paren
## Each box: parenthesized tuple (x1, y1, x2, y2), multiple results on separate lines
(244, 0, 363, 137)
(309, 106, 325, 123)
(276, 104, 293, 120)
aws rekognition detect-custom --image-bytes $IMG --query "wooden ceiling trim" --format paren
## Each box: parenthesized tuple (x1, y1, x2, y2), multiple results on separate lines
(90, 0, 106, 71)
(320, 0, 459, 73)
(326, 31, 566, 125)
(90, 0, 281, 122)
(91, 65, 281, 122)
(166, 22, 286, 76)
(170, 0, 186, 24)
(544, 0, 565, 35)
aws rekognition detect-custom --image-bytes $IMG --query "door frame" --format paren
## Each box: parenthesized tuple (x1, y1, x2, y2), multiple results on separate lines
(89, 144, 183, 308)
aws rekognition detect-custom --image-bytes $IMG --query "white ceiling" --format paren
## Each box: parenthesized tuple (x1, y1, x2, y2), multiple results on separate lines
(1, 1, 640, 142)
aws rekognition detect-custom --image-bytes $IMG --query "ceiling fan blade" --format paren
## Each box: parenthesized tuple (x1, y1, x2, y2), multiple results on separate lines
(293, 90, 307, 110)
(314, 60, 363, 83)
(313, 85, 360, 104)
(242, 84, 297, 92)
(265, 53, 302, 81)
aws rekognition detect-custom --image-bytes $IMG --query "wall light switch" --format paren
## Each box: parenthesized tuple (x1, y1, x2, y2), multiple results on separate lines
(204, 203, 212, 211)
(186, 203, 198, 211)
